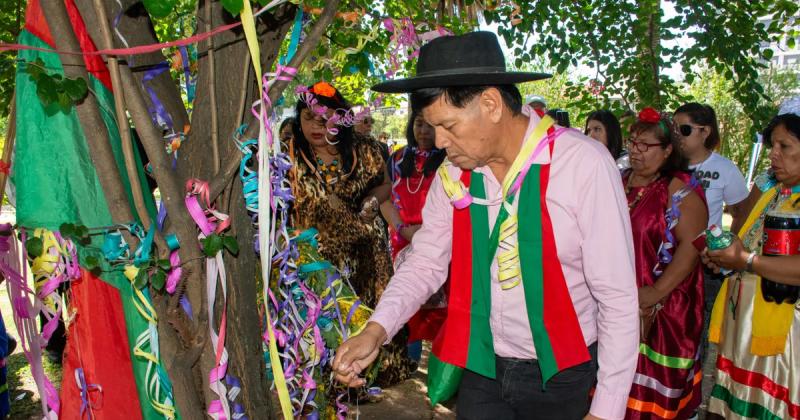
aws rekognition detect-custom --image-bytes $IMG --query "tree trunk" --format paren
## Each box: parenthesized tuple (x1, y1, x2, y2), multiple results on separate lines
(64, 0, 337, 417)
(182, 1, 296, 416)
(634, 0, 662, 108)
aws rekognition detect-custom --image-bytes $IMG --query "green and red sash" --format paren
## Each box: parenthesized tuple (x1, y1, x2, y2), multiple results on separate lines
(427, 126, 590, 405)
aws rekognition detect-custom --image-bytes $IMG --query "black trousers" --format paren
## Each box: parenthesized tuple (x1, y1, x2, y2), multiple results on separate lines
(456, 344, 598, 420)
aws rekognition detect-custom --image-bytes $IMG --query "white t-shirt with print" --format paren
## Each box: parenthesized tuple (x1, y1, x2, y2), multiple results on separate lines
(689, 152, 749, 229)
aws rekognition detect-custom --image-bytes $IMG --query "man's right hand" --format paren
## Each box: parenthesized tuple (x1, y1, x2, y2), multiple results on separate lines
(332, 322, 387, 387)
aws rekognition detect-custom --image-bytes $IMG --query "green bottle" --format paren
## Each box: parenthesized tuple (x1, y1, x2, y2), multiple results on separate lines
(706, 224, 734, 275)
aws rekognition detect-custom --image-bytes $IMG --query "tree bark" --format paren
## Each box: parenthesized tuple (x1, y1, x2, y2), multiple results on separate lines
(39, 0, 136, 226)
(68, 0, 341, 417)
(183, 1, 296, 416)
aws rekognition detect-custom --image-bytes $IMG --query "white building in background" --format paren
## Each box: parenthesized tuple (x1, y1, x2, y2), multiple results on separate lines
(758, 16, 800, 69)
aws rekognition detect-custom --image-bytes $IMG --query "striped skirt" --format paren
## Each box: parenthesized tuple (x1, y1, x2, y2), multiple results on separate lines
(708, 276, 800, 420)
(626, 275, 704, 419)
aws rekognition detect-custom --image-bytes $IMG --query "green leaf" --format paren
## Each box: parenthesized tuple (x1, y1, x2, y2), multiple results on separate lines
(25, 61, 43, 80)
(223, 236, 240, 256)
(57, 92, 72, 113)
(762, 48, 774, 60)
(157, 259, 172, 272)
(36, 76, 58, 105)
(788, 37, 796, 50)
(221, 0, 244, 16)
(26, 237, 43, 257)
(63, 78, 88, 102)
(134, 269, 148, 290)
(59, 223, 76, 237)
(85, 255, 100, 270)
(142, 0, 178, 18)
(202, 234, 224, 257)
(151, 270, 166, 291)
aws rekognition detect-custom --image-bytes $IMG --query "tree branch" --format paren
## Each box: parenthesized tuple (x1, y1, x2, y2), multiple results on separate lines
(206, 2, 221, 174)
(208, 0, 342, 202)
(91, 0, 154, 232)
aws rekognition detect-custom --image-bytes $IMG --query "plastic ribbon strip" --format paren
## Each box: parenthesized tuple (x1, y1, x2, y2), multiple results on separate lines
(239, 0, 298, 415)
(0, 1, 291, 57)
(101, 223, 178, 419)
(75, 367, 103, 419)
(164, 233, 182, 294)
(653, 184, 694, 277)
(0, 226, 63, 419)
(184, 178, 244, 419)
(141, 62, 175, 131)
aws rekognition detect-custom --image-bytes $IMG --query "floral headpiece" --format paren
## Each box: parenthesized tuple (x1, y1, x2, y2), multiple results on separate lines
(295, 82, 367, 136)
(310, 81, 336, 98)
(637, 107, 669, 136)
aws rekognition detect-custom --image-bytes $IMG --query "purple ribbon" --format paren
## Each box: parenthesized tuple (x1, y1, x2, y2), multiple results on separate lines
(141, 62, 174, 130)
(75, 368, 102, 419)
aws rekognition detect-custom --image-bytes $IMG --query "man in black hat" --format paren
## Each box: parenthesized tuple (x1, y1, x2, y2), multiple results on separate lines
(333, 32, 638, 420)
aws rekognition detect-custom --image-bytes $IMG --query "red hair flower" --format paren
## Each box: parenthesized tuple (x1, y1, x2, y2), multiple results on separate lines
(638, 107, 662, 124)
(311, 81, 336, 98)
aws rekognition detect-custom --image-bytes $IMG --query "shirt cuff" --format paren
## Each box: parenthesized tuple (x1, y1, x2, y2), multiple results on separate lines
(367, 312, 401, 345)
(590, 387, 629, 420)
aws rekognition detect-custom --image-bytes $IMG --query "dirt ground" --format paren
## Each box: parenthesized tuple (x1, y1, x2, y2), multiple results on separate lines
(348, 348, 456, 420)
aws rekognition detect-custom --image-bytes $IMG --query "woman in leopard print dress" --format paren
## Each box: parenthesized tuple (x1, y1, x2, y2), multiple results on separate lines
(289, 82, 415, 388)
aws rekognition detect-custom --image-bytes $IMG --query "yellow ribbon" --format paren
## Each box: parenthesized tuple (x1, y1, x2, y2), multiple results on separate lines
(437, 115, 555, 290)
(709, 187, 796, 356)
(241, 1, 292, 416)
(496, 116, 554, 290)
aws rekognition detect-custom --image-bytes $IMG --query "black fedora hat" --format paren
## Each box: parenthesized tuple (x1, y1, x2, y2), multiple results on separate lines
(372, 31, 551, 93)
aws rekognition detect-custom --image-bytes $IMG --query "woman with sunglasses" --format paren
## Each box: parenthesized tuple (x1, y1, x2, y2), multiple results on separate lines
(290, 82, 415, 389)
(622, 108, 708, 419)
(674, 103, 749, 233)
(702, 99, 800, 420)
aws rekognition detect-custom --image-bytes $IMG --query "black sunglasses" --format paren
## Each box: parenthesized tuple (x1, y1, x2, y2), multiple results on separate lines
(677, 124, 704, 137)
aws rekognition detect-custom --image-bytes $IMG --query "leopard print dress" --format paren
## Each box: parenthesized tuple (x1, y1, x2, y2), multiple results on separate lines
(291, 137, 414, 388)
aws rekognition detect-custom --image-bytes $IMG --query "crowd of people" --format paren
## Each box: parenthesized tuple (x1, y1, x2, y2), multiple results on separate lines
(277, 32, 799, 420)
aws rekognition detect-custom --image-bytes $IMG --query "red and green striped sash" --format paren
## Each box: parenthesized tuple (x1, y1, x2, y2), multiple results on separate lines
(427, 139, 590, 405)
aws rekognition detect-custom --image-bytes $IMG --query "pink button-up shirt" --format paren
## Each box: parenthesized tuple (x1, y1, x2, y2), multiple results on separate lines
(371, 109, 639, 420)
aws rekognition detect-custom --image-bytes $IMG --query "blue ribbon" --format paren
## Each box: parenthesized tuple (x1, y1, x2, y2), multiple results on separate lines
(293, 228, 319, 248)
(298, 261, 333, 275)
(179, 46, 195, 105)
(101, 231, 128, 261)
(133, 225, 155, 266)
(165, 233, 180, 251)
(279, 9, 304, 66)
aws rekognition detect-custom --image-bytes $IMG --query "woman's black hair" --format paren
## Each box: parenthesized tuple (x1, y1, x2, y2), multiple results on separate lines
(291, 85, 356, 173)
(630, 113, 688, 177)
(674, 102, 721, 150)
(585, 110, 623, 159)
(763, 113, 800, 147)
(279, 117, 295, 134)
(396, 112, 446, 178)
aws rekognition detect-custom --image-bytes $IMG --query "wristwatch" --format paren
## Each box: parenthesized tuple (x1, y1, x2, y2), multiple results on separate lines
(745, 251, 757, 273)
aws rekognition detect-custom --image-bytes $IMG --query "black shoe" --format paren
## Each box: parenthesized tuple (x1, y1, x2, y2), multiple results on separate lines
(5, 337, 16, 356)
